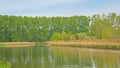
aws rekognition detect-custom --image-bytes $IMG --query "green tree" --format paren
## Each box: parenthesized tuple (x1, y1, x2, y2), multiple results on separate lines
(90, 14, 116, 39)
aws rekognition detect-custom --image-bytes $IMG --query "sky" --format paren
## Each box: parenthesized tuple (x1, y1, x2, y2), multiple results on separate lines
(0, 0, 120, 16)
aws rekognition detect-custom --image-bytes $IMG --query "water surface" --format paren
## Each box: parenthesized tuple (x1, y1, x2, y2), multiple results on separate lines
(0, 45, 120, 68)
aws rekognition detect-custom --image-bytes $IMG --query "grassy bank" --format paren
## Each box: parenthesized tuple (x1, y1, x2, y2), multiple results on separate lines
(48, 39, 120, 49)
(0, 42, 35, 47)
(0, 39, 120, 49)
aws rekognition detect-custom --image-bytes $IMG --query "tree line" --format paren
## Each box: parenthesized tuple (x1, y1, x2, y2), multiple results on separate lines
(0, 13, 120, 42)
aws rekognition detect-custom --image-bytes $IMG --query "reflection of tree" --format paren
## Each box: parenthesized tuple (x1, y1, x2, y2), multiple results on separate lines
(0, 47, 120, 68)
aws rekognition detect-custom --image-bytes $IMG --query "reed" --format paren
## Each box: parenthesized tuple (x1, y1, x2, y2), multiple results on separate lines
(48, 39, 120, 49)
(0, 42, 35, 47)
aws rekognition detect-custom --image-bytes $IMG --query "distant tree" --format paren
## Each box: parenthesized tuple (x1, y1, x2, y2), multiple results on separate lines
(0, 13, 119, 42)
(90, 14, 116, 39)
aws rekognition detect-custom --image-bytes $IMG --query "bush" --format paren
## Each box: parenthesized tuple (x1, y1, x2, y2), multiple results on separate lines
(76, 33, 91, 40)
(62, 31, 75, 40)
(0, 61, 10, 68)
(62, 31, 68, 40)
(68, 32, 76, 40)
(50, 33, 63, 41)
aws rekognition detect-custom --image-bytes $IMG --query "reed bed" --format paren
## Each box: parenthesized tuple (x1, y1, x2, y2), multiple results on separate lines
(0, 42, 35, 47)
(48, 39, 120, 49)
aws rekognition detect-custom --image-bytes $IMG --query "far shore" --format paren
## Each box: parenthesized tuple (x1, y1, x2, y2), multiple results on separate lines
(0, 39, 120, 49)
(48, 39, 120, 49)
(0, 42, 35, 47)
(48, 39, 120, 45)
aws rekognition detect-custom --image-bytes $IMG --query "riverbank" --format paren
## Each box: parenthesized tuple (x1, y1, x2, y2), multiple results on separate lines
(48, 39, 120, 49)
(0, 42, 35, 47)
(0, 39, 120, 49)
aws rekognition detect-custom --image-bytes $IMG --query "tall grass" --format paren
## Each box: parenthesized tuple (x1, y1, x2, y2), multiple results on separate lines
(48, 39, 120, 49)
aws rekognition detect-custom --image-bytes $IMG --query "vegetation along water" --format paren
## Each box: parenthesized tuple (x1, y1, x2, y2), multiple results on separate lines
(0, 13, 120, 42)
(0, 13, 120, 68)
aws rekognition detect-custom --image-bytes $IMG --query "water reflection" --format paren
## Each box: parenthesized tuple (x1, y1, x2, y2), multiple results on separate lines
(0, 46, 120, 68)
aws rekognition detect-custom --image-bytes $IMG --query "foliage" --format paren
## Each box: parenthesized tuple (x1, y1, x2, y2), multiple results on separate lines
(0, 61, 10, 68)
(76, 33, 91, 40)
(50, 33, 63, 41)
(90, 14, 117, 39)
(0, 13, 120, 42)
(67, 32, 76, 40)
(61, 31, 76, 40)
(0, 15, 89, 42)
(62, 31, 68, 40)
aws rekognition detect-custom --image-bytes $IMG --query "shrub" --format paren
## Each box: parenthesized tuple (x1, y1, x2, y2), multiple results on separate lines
(50, 33, 63, 41)
(68, 32, 76, 40)
(0, 61, 10, 68)
(76, 33, 91, 40)
(62, 31, 76, 40)
(62, 31, 68, 40)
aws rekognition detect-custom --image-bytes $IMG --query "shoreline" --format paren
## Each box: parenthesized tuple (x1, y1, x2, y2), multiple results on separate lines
(0, 40, 120, 49)
(48, 40, 120, 49)
(0, 42, 35, 47)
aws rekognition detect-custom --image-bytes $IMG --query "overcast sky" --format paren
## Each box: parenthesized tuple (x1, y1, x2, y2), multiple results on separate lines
(0, 0, 120, 16)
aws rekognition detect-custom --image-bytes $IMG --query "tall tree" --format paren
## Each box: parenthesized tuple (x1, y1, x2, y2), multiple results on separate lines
(90, 14, 116, 39)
